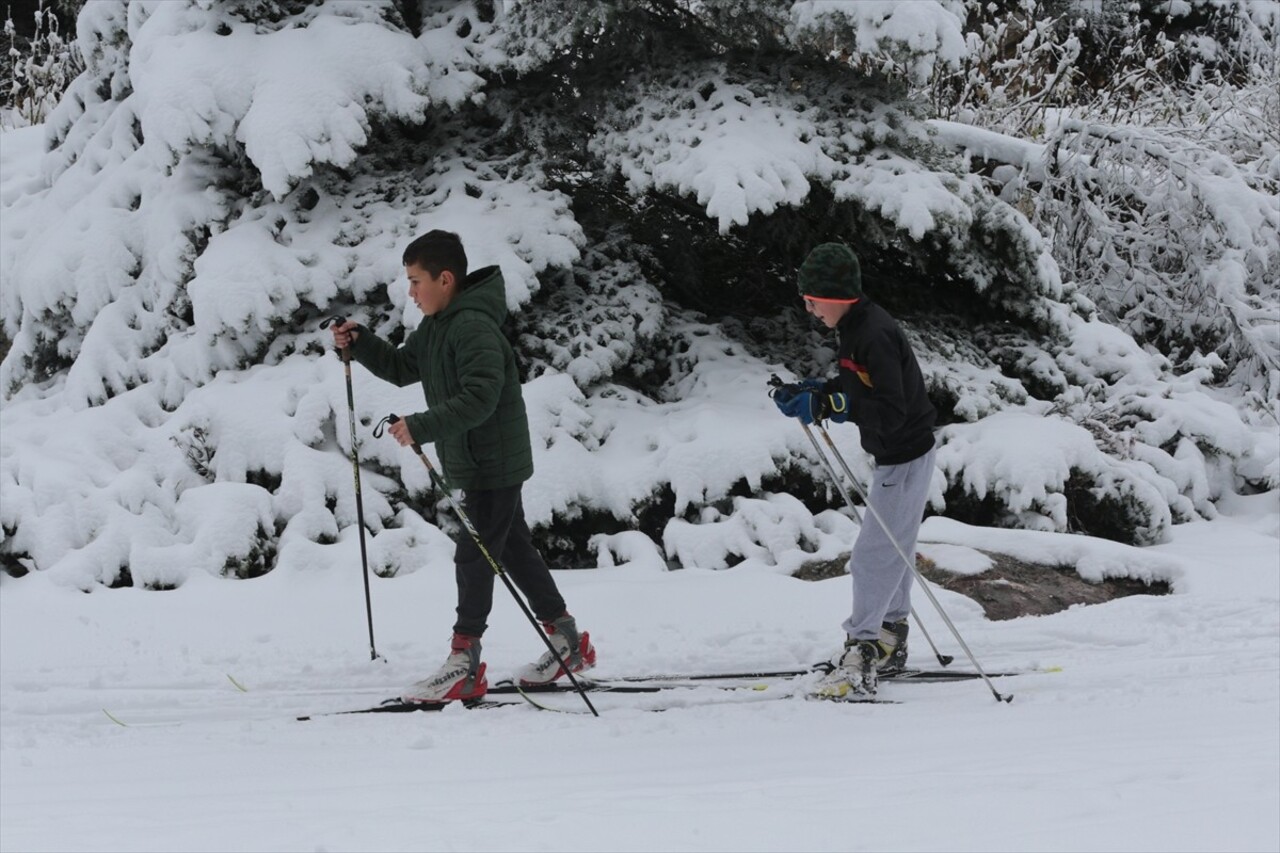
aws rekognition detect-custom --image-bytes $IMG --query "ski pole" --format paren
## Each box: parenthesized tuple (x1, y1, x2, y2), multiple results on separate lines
(799, 421, 864, 526)
(375, 414, 599, 717)
(320, 316, 382, 663)
(813, 424, 1011, 703)
(798, 421, 953, 668)
(767, 375, 951, 667)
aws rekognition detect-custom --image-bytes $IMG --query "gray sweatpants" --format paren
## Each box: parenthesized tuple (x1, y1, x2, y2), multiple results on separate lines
(842, 446, 937, 640)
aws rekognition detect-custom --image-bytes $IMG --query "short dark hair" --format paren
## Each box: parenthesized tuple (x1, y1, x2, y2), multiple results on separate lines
(402, 230, 468, 283)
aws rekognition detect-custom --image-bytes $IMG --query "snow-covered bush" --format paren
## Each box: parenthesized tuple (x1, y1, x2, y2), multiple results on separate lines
(2, 2, 83, 129)
(515, 248, 667, 394)
(920, 0, 1279, 534)
(1037, 115, 1279, 389)
(931, 1, 1279, 390)
(2, 0, 1276, 588)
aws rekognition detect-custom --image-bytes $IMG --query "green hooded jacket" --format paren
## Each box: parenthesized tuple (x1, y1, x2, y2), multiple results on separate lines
(350, 266, 534, 491)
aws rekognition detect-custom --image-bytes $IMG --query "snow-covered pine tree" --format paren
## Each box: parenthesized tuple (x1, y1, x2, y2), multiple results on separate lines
(926, 0, 1279, 536)
(1, 1, 1274, 588)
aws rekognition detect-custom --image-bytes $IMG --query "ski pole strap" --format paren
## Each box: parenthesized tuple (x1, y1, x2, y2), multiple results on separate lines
(374, 414, 454, 492)
(373, 412, 420, 445)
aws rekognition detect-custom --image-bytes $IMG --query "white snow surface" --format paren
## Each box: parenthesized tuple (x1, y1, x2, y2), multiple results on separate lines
(2, 5, 1278, 848)
(788, 0, 968, 83)
(1, 492, 1277, 853)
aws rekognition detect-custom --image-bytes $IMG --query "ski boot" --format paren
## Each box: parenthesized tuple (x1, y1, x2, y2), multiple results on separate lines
(515, 613, 596, 686)
(403, 633, 488, 703)
(812, 638, 879, 700)
(878, 618, 909, 675)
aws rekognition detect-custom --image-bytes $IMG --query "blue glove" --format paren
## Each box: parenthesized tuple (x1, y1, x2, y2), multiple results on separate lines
(771, 379, 805, 407)
(776, 389, 820, 424)
(772, 379, 849, 425)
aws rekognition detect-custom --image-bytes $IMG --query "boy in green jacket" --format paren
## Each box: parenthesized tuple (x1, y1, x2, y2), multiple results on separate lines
(329, 230, 595, 703)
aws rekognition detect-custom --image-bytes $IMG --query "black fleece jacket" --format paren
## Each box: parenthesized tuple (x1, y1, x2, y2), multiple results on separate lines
(827, 299, 936, 466)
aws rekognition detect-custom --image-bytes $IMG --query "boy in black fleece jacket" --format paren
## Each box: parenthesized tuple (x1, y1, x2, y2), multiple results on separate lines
(774, 242, 937, 699)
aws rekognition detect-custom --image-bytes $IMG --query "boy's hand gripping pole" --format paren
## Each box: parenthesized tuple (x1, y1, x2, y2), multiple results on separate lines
(376, 414, 599, 717)
(320, 316, 382, 662)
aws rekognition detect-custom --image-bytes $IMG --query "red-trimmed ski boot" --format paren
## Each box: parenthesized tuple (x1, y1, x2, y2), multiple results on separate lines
(403, 634, 488, 704)
(515, 614, 596, 686)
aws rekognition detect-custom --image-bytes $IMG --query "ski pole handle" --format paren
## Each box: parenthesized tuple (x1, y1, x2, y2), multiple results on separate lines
(374, 413, 422, 453)
(320, 314, 358, 359)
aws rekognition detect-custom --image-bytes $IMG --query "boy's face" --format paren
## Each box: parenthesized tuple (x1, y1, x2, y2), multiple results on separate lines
(406, 262, 454, 316)
(803, 297, 853, 329)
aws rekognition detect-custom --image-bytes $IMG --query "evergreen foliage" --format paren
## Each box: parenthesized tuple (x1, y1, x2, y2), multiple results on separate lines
(0, 1, 1275, 586)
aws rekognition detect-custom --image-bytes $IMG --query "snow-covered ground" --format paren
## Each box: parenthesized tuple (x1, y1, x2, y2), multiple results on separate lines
(2, 491, 1276, 853)
(3, 5, 1276, 851)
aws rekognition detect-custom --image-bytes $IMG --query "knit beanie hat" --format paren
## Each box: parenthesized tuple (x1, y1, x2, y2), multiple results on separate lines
(798, 243, 862, 302)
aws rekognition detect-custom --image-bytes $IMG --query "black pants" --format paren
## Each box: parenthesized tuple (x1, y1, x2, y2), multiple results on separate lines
(452, 484, 566, 638)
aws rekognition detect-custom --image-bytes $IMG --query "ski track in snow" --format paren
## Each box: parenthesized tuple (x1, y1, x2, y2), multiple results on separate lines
(2, 496, 1277, 852)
